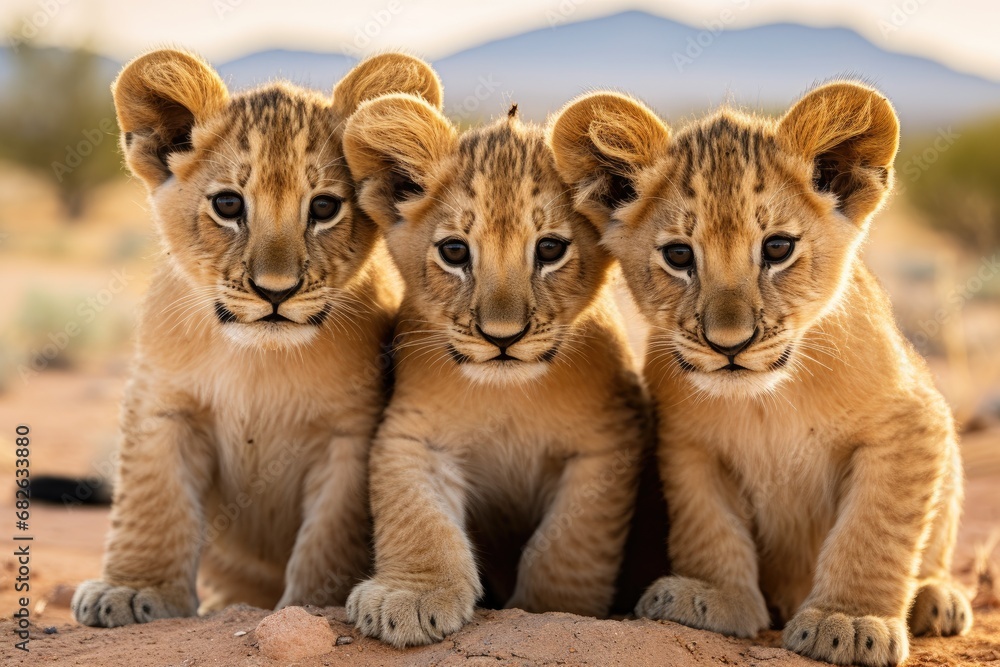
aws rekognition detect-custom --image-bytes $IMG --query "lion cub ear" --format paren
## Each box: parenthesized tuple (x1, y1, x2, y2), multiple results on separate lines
(113, 49, 228, 188)
(332, 53, 443, 117)
(343, 93, 456, 229)
(549, 92, 669, 230)
(778, 81, 899, 225)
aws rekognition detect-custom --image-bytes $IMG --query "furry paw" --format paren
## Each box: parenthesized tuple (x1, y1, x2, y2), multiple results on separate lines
(634, 576, 768, 637)
(72, 579, 196, 628)
(783, 607, 908, 666)
(346, 577, 476, 648)
(909, 580, 973, 637)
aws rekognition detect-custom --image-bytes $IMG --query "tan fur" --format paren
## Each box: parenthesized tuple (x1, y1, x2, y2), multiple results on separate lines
(341, 95, 650, 647)
(551, 82, 971, 666)
(71, 50, 444, 627)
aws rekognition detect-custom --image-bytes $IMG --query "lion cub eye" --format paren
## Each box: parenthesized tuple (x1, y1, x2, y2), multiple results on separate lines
(536, 238, 568, 264)
(763, 236, 795, 264)
(439, 239, 470, 266)
(309, 194, 343, 222)
(212, 192, 244, 219)
(662, 244, 694, 270)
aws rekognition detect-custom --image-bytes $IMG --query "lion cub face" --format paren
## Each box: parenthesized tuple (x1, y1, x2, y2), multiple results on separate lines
(344, 99, 609, 385)
(113, 50, 441, 350)
(551, 83, 898, 398)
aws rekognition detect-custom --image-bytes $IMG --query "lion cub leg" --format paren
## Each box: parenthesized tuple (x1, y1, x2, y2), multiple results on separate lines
(347, 425, 482, 648)
(73, 397, 213, 627)
(783, 433, 953, 666)
(908, 444, 972, 638)
(277, 434, 371, 608)
(635, 439, 769, 637)
(506, 448, 639, 617)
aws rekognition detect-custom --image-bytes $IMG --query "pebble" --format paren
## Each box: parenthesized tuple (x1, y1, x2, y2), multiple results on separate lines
(233, 630, 247, 637)
(43, 627, 58, 635)
(254, 606, 335, 660)
(335, 636, 353, 646)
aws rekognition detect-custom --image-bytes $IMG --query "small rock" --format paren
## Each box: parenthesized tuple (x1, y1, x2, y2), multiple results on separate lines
(233, 630, 247, 637)
(335, 636, 353, 646)
(43, 627, 58, 635)
(255, 606, 335, 660)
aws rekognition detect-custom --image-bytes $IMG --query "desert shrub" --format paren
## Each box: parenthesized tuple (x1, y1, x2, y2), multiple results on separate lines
(901, 117, 1000, 250)
(0, 44, 121, 218)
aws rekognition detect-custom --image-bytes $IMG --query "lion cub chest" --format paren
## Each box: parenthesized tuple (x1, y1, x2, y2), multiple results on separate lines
(194, 363, 351, 553)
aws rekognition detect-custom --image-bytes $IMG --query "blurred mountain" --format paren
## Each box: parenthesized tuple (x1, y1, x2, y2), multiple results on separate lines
(432, 11, 1000, 129)
(3, 10, 999, 132)
(215, 50, 355, 91)
(207, 12, 1000, 130)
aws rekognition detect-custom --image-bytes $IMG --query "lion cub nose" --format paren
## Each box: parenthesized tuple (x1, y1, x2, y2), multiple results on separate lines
(477, 323, 530, 350)
(249, 276, 303, 306)
(704, 328, 758, 358)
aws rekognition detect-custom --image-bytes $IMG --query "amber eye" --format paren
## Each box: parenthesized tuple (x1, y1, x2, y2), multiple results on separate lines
(439, 239, 470, 266)
(536, 237, 568, 264)
(212, 192, 244, 219)
(309, 194, 342, 222)
(662, 244, 694, 270)
(763, 236, 795, 263)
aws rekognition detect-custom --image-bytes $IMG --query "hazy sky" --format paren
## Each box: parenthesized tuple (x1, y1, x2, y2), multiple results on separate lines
(6, 0, 1000, 81)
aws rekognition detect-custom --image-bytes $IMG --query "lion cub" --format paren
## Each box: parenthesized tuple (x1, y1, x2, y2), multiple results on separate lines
(72, 50, 442, 627)
(550, 82, 972, 666)
(340, 98, 649, 647)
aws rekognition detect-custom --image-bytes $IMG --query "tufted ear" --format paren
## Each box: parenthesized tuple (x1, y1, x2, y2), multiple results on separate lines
(778, 81, 899, 225)
(549, 91, 669, 230)
(113, 49, 229, 188)
(332, 52, 443, 118)
(343, 93, 456, 229)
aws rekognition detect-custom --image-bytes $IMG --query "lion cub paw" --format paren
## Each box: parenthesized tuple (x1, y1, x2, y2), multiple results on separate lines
(72, 580, 195, 628)
(909, 580, 972, 637)
(634, 576, 768, 637)
(346, 577, 476, 648)
(783, 607, 908, 666)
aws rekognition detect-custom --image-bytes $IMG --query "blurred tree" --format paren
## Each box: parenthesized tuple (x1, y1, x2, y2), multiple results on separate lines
(0, 44, 121, 219)
(903, 117, 1000, 250)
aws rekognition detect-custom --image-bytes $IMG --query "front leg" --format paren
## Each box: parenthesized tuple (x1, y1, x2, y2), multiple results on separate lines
(346, 418, 481, 648)
(783, 429, 950, 666)
(506, 446, 639, 617)
(635, 437, 769, 637)
(73, 391, 213, 627)
(277, 433, 371, 607)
